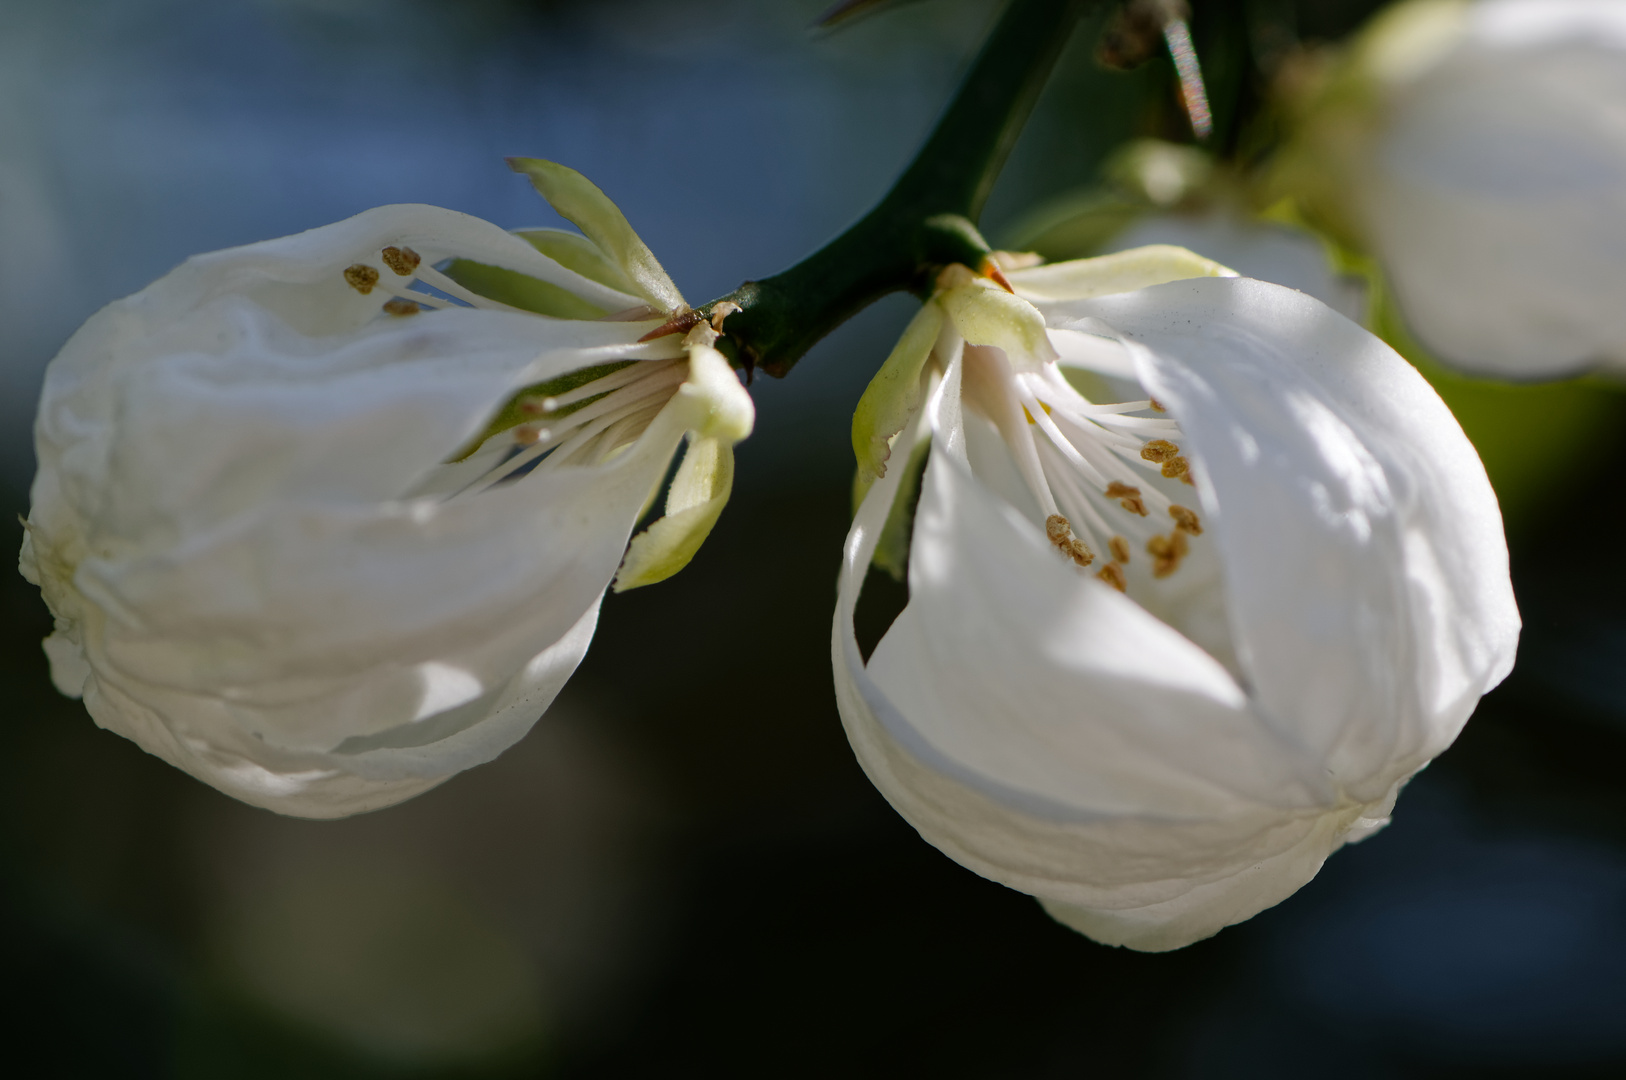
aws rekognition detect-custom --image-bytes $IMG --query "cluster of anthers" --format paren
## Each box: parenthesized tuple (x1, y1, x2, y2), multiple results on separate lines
(339, 244, 701, 478)
(961, 333, 1203, 593)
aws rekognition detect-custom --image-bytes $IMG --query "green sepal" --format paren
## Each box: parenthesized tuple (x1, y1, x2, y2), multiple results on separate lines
(614, 435, 735, 591)
(939, 281, 1057, 370)
(439, 258, 608, 320)
(508, 157, 686, 314)
(513, 228, 640, 297)
(851, 304, 943, 485)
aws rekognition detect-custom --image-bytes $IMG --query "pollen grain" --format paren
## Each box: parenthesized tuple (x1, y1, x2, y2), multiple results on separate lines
(381, 246, 422, 276)
(1046, 514, 1096, 568)
(1140, 439, 1179, 464)
(1109, 535, 1131, 564)
(343, 264, 380, 294)
(1096, 563, 1127, 592)
(1104, 481, 1147, 516)
(1169, 505, 1202, 535)
(1147, 529, 1190, 578)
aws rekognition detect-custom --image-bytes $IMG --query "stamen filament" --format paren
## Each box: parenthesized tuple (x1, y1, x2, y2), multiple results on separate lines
(534, 357, 682, 413)
(411, 264, 537, 315)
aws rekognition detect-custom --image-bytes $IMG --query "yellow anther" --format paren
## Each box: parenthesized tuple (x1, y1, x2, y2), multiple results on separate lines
(1022, 405, 1036, 425)
(343, 264, 380, 294)
(1148, 398, 1166, 413)
(1104, 481, 1148, 516)
(1162, 455, 1191, 481)
(1096, 563, 1127, 592)
(1109, 535, 1131, 563)
(1169, 504, 1202, 535)
(1140, 439, 1180, 463)
(513, 425, 542, 447)
(381, 246, 422, 276)
(1147, 529, 1190, 578)
(1045, 514, 1095, 568)
(382, 297, 420, 317)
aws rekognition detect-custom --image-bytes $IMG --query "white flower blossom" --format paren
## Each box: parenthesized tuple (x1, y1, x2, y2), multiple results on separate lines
(20, 163, 752, 818)
(1275, 0, 1626, 377)
(834, 247, 1518, 951)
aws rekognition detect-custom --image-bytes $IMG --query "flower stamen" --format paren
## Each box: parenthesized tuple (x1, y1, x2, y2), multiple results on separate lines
(1046, 514, 1096, 567)
(343, 264, 380, 294)
(1139, 439, 1180, 463)
(1147, 529, 1189, 578)
(1105, 481, 1148, 516)
(964, 353, 1206, 590)
(381, 245, 422, 276)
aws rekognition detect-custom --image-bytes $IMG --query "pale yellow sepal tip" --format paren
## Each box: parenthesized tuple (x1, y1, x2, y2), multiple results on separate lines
(614, 434, 735, 591)
(1005, 245, 1237, 303)
(852, 304, 943, 486)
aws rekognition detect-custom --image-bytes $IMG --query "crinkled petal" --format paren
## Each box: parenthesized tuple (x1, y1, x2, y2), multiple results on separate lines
(38, 298, 681, 544)
(69, 381, 693, 750)
(79, 601, 601, 819)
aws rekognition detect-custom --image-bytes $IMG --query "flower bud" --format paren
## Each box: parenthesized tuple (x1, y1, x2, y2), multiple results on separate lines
(1270, 0, 1626, 377)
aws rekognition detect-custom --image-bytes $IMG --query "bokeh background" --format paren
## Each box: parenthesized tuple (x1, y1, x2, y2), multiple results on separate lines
(4, 0, 1626, 1075)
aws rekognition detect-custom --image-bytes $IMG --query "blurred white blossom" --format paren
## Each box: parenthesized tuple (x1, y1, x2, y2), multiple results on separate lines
(1274, 0, 1626, 378)
(20, 167, 752, 818)
(835, 248, 1518, 950)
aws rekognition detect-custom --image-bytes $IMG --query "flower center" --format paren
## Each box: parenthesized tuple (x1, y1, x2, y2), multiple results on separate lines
(345, 245, 688, 488)
(960, 344, 1203, 593)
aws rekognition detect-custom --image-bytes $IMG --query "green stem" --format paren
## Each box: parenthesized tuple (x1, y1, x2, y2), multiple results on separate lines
(711, 0, 1093, 377)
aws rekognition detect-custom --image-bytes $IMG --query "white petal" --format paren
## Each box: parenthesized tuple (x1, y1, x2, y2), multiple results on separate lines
(1048, 277, 1519, 800)
(832, 351, 1381, 952)
(78, 601, 602, 819)
(71, 394, 688, 750)
(41, 300, 678, 543)
(141, 203, 646, 342)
